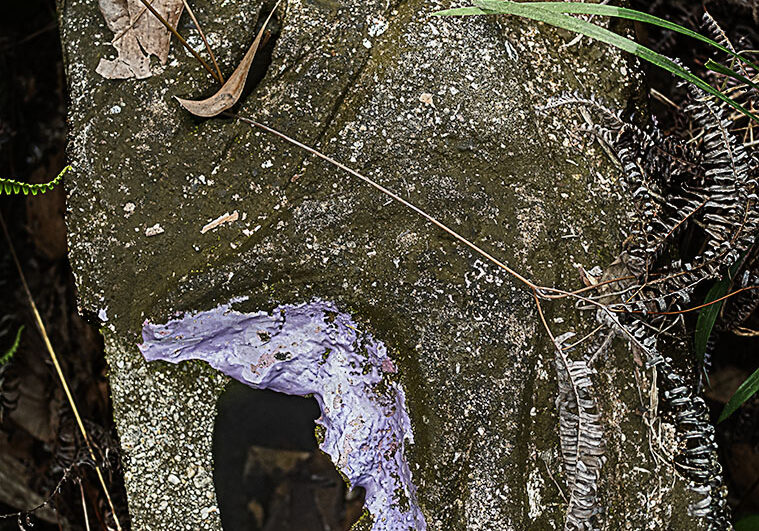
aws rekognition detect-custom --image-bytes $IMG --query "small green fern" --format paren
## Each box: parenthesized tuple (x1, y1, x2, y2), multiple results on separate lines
(0, 325, 24, 365)
(0, 164, 70, 196)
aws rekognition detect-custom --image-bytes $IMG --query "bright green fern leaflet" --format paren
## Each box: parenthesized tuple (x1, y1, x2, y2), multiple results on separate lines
(1, 164, 71, 196)
(0, 325, 23, 365)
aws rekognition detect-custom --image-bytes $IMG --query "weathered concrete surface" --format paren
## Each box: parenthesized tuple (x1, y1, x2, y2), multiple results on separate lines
(60, 0, 702, 529)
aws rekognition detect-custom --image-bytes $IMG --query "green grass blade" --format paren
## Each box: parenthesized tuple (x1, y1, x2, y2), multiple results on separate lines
(695, 254, 746, 365)
(706, 59, 759, 93)
(474, 1, 759, 71)
(0, 325, 24, 365)
(694, 277, 729, 364)
(444, 2, 759, 123)
(719, 365, 759, 422)
(434, 7, 487, 16)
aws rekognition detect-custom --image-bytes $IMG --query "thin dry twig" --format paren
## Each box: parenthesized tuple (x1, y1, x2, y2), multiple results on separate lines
(228, 110, 673, 358)
(180, 0, 224, 83)
(78, 480, 91, 531)
(227, 112, 672, 362)
(0, 213, 123, 531)
(231, 113, 538, 289)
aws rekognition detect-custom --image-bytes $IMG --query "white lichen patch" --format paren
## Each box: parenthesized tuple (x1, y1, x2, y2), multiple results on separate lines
(527, 467, 546, 520)
(145, 223, 164, 237)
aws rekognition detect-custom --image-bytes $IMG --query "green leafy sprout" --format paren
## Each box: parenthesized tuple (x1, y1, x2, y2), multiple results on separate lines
(434, 1, 759, 123)
(1, 164, 71, 196)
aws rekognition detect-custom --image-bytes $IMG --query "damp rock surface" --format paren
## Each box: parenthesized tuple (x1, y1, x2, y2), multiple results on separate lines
(61, 0, 702, 529)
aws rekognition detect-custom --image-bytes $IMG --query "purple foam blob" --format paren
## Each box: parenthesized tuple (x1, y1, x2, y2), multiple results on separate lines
(139, 300, 426, 531)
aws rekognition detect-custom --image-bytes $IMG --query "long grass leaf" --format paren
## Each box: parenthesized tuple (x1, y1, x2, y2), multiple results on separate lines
(719, 365, 759, 422)
(476, 1, 759, 71)
(706, 59, 759, 93)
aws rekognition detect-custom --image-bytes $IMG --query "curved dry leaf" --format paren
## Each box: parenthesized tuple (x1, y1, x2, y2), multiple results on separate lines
(176, 0, 280, 118)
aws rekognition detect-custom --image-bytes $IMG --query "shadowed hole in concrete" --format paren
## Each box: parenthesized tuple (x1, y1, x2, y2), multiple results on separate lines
(213, 382, 365, 531)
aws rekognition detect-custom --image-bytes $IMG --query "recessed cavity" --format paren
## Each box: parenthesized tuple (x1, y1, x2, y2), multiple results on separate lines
(213, 383, 365, 529)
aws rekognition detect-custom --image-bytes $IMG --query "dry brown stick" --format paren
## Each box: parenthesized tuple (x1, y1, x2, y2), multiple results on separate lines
(135, 0, 221, 83)
(231, 113, 538, 290)
(0, 213, 123, 531)
(180, 0, 224, 83)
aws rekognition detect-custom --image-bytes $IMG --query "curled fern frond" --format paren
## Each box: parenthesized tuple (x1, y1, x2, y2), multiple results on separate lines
(554, 335, 605, 530)
(541, 82, 750, 525)
(622, 321, 729, 528)
(0, 164, 70, 196)
(701, 11, 738, 59)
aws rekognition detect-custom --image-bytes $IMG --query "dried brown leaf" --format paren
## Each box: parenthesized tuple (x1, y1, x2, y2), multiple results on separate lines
(175, 1, 280, 118)
(97, 0, 184, 80)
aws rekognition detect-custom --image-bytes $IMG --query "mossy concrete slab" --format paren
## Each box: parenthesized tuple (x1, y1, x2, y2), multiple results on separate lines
(60, 0, 703, 529)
